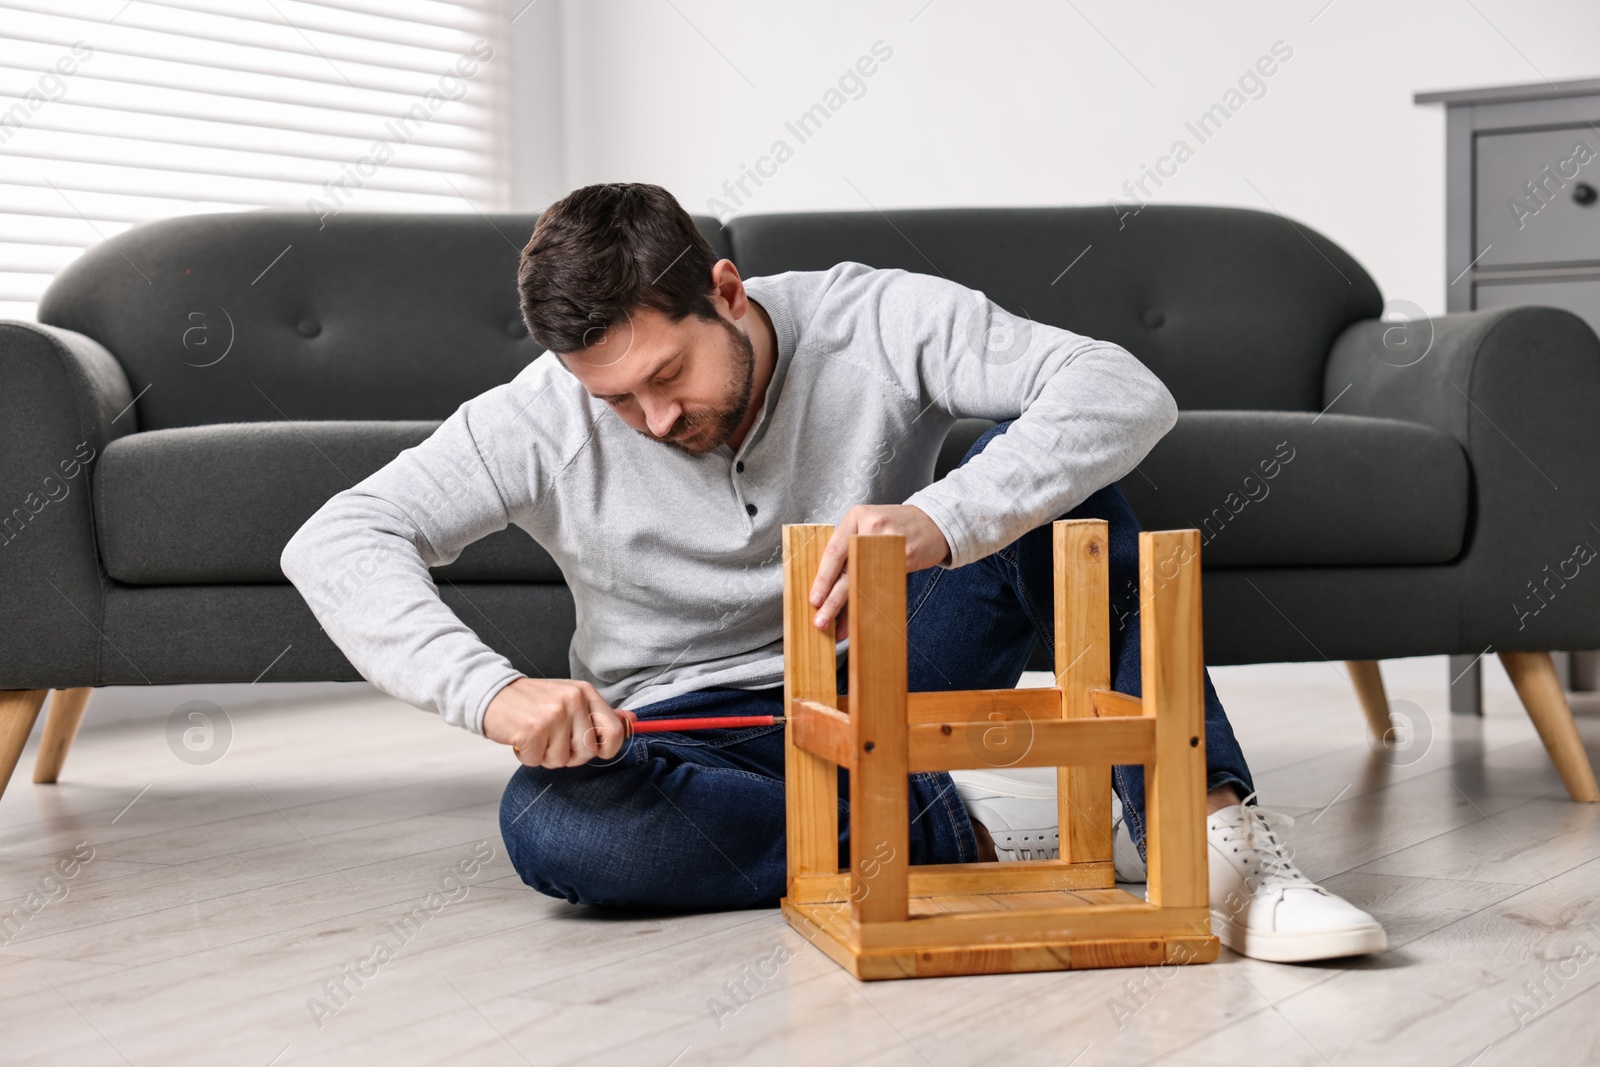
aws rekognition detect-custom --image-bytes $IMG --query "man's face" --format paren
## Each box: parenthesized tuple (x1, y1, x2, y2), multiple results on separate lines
(557, 305, 756, 457)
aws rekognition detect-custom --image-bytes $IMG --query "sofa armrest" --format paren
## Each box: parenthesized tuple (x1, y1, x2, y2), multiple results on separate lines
(1323, 304, 1600, 650)
(0, 321, 135, 688)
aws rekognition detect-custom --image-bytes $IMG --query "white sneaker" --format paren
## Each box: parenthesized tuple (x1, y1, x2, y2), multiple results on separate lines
(1110, 793, 1146, 882)
(1208, 797, 1387, 962)
(948, 768, 1144, 878)
(950, 767, 1058, 860)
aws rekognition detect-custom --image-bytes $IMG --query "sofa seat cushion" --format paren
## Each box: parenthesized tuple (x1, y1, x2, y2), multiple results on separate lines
(96, 410, 1466, 584)
(95, 421, 562, 584)
(1119, 411, 1469, 567)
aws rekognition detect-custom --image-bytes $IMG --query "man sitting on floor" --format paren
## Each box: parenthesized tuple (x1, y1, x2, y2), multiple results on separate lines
(282, 182, 1386, 963)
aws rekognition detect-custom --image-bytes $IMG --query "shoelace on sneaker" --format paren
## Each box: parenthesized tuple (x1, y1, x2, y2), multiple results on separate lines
(1212, 791, 1317, 892)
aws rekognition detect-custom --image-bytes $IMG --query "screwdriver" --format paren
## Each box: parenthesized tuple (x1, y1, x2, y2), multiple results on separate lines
(620, 713, 786, 737)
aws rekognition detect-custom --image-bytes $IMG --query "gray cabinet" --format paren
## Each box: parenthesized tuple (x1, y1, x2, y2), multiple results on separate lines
(1417, 78, 1600, 713)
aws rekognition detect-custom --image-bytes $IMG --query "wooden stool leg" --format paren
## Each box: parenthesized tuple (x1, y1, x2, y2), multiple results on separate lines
(1345, 661, 1393, 742)
(847, 533, 909, 923)
(0, 689, 49, 802)
(1055, 520, 1113, 866)
(34, 687, 93, 784)
(783, 526, 842, 887)
(1140, 530, 1208, 909)
(1499, 650, 1600, 802)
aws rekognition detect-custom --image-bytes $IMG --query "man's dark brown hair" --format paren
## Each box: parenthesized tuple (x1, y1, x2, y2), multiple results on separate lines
(518, 183, 721, 354)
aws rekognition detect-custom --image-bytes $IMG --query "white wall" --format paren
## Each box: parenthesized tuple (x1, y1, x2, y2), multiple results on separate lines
(505, 0, 570, 211)
(508, 0, 1600, 315)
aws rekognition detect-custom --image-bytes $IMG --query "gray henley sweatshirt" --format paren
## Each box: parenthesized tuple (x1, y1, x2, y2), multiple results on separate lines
(279, 261, 1180, 736)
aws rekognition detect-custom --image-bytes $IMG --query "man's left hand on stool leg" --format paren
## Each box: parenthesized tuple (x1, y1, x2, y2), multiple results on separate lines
(808, 504, 950, 638)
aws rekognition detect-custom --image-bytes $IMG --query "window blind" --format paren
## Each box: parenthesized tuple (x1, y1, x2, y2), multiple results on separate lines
(0, 0, 508, 321)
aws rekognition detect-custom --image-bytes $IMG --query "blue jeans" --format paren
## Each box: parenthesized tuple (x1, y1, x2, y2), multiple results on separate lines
(500, 419, 1255, 910)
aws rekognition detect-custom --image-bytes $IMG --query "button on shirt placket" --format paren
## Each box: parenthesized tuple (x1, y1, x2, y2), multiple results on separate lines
(732, 457, 756, 520)
(730, 402, 769, 524)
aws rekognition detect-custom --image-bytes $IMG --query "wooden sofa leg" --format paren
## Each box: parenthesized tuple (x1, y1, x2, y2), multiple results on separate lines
(1346, 660, 1394, 742)
(1499, 651, 1600, 802)
(0, 689, 50, 802)
(34, 687, 93, 785)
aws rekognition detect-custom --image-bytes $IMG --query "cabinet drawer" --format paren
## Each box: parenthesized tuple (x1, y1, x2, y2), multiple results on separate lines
(1474, 126, 1600, 267)
(1474, 274, 1600, 326)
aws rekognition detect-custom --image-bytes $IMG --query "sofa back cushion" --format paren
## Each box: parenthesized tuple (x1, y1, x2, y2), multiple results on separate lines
(37, 204, 1381, 423)
(727, 205, 1382, 412)
(35, 211, 732, 431)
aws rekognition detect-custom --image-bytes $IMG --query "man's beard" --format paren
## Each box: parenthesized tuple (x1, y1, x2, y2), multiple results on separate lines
(650, 319, 756, 456)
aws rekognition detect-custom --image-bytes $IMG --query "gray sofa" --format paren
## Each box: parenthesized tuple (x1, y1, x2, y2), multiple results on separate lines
(3, 206, 1597, 802)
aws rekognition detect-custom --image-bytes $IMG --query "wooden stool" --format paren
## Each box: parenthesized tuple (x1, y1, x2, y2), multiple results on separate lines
(778, 519, 1220, 980)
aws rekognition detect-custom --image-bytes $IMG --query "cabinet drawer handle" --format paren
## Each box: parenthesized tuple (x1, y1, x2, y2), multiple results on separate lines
(1575, 182, 1598, 206)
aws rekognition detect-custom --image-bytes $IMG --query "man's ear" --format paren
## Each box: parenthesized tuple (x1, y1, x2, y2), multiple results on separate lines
(709, 259, 747, 317)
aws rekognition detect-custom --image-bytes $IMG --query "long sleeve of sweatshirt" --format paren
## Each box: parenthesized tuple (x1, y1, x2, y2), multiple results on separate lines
(280, 396, 535, 736)
(792, 263, 1180, 569)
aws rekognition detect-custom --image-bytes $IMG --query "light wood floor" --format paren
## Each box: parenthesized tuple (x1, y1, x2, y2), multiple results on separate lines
(2, 656, 1598, 1066)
